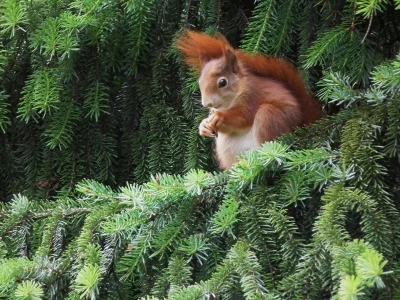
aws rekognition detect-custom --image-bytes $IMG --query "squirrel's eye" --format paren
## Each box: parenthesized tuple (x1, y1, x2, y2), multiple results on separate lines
(219, 78, 227, 88)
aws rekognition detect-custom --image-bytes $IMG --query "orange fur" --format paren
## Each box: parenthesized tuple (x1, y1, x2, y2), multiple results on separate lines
(176, 30, 322, 169)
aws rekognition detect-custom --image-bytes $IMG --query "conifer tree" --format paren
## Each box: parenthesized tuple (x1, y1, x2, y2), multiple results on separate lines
(0, 0, 400, 299)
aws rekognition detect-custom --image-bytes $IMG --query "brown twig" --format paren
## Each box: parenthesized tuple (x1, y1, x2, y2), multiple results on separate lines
(362, 15, 374, 44)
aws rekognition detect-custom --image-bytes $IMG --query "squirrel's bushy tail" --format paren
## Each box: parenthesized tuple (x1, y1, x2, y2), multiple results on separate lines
(239, 53, 322, 124)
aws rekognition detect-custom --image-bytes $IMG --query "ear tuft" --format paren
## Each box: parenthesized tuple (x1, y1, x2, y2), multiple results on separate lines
(175, 30, 234, 72)
(215, 33, 230, 45)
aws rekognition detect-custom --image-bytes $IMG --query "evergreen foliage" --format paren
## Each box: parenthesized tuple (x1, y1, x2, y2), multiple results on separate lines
(0, 0, 400, 299)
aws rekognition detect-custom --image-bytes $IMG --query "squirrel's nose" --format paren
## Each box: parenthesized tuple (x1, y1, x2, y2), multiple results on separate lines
(203, 102, 213, 108)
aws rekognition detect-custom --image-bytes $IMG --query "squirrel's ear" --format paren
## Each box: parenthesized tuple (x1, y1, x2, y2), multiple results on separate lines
(199, 52, 211, 69)
(223, 47, 240, 74)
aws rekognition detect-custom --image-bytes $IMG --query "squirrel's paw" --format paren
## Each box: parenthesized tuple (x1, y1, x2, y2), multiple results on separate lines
(199, 118, 217, 138)
(208, 111, 224, 133)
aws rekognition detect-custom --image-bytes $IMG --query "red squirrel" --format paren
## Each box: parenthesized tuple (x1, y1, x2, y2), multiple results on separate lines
(176, 31, 322, 170)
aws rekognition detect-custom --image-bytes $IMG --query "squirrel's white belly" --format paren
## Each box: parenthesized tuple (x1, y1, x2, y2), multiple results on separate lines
(216, 128, 259, 169)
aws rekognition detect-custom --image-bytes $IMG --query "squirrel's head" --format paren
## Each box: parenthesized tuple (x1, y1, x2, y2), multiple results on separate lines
(176, 31, 243, 111)
(198, 47, 242, 110)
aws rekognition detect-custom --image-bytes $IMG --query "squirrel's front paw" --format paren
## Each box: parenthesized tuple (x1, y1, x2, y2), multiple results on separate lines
(199, 118, 217, 138)
(208, 111, 224, 133)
